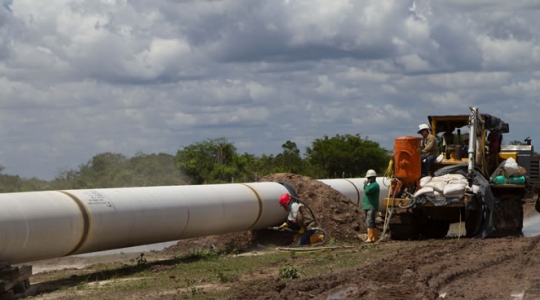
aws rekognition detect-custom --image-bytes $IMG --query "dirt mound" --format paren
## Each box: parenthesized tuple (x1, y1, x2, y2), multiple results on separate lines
(164, 173, 365, 254)
(162, 231, 256, 255)
(259, 173, 365, 242)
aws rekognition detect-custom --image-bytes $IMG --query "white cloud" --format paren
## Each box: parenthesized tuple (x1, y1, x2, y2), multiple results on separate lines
(479, 36, 540, 70)
(501, 79, 540, 95)
(1, 0, 540, 179)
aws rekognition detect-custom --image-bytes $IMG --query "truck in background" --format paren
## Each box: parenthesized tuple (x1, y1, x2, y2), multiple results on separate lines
(384, 107, 539, 239)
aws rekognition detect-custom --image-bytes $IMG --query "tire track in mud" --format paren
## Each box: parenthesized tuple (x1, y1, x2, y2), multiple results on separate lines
(415, 237, 540, 299)
(233, 237, 540, 300)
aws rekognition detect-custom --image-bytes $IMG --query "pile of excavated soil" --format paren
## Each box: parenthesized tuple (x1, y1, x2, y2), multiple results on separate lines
(164, 173, 366, 254)
(259, 173, 365, 242)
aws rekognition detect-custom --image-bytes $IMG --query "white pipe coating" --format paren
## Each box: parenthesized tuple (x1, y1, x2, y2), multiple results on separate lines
(0, 177, 390, 264)
(319, 177, 390, 212)
(0, 182, 288, 264)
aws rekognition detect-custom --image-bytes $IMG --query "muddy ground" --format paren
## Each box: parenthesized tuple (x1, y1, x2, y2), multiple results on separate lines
(235, 236, 540, 300)
(27, 173, 540, 299)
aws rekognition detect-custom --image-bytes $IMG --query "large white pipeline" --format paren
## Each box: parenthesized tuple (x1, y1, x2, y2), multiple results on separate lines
(0, 183, 288, 264)
(320, 177, 391, 212)
(0, 177, 389, 264)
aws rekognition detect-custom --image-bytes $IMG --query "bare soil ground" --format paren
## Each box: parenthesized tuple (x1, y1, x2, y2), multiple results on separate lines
(25, 174, 540, 299)
(235, 236, 540, 300)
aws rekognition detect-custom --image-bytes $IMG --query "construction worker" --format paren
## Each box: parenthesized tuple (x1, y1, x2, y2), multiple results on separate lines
(418, 123, 439, 177)
(278, 193, 320, 245)
(362, 169, 380, 243)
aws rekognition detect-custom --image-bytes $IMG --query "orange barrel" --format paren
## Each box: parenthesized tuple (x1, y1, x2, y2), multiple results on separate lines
(394, 136, 422, 185)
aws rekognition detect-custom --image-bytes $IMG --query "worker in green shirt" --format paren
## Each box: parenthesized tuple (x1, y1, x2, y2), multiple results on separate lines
(362, 169, 380, 243)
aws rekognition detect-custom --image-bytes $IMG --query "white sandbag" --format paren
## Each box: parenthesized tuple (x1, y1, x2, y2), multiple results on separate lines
(448, 178, 468, 185)
(465, 184, 480, 194)
(414, 187, 435, 197)
(424, 180, 447, 192)
(503, 158, 520, 177)
(445, 174, 466, 181)
(430, 175, 450, 182)
(443, 183, 467, 196)
(420, 176, 432, 188)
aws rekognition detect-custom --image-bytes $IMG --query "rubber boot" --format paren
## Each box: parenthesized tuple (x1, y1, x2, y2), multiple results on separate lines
(372, 228, 379, 242)
(366, 228, 374, 243)
(310, 234, 324, 245)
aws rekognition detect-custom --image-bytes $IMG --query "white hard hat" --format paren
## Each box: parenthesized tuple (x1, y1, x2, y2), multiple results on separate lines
(366, 169, 377, 177)
(417, 124, 430, 134)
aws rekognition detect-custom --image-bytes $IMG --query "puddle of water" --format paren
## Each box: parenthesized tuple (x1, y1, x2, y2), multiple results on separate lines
(75, 241, 179, 257)
(523, 212, 540, 237)
(510, 291, 524, 300)
(327, 287, 354, 300)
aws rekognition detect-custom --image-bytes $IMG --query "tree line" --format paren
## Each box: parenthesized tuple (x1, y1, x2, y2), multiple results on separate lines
(0, 134, 390, 192)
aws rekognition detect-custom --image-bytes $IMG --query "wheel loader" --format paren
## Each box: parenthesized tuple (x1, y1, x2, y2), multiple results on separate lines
(383, 107, 539, 239)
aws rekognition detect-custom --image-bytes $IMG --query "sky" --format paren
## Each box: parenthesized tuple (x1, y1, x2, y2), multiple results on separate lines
(1, 0, 540, 180)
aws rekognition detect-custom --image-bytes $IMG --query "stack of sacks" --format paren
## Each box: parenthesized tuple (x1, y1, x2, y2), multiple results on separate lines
(414, 174, 471, 198)
(490, 157, 527, 185)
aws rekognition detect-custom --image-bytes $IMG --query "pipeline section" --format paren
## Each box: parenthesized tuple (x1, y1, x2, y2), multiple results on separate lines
(0, 183, 288, 264)
(0, 177, 388, 264)
(319, 177, 390, 212)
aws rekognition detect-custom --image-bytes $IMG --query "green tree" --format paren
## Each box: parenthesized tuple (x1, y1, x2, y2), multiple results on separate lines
(129, 152, 186, 186)
(305, 134, 389, 178)
(175, 138, 237, 184)
(509, 140, 526, 146)
(79, 152, 129, 188)
(49, 151, 185, 189)
(233, 152, 261, 182)
(273, 140, 305, 174)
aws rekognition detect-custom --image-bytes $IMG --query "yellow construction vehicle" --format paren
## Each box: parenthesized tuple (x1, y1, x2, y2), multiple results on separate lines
(383, 107, 539, 239)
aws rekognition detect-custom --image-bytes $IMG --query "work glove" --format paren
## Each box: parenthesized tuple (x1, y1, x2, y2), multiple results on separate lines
(278, 222, 288, 230)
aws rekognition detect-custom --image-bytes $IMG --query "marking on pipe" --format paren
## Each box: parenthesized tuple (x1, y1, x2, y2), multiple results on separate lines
(344, 179, 361, 205)
(58, 191, 91, 256)
(241, 184, 264, 230)
(176, 209, 190, 239)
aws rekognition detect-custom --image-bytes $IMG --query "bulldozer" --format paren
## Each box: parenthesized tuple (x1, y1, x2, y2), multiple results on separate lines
(383, 107, 539, 239)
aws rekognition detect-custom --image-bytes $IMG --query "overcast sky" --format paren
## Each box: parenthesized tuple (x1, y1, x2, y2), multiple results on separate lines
(1, 0, 540, 180)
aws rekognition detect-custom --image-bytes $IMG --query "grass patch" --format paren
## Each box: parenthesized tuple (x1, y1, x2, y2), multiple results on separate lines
(30, 241, 415, 299)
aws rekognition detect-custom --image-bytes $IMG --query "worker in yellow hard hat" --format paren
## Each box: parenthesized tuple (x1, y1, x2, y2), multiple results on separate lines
(362, 170, 380, 243)
(418, 123, 439, 177)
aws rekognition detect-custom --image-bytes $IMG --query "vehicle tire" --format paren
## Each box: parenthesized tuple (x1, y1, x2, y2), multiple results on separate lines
(389, 223, 418, 240)
(465, 198, 483, 238)
(389, 212, 419, 240)
(421, 220, 450, 239)
(493, 194, 523, 237)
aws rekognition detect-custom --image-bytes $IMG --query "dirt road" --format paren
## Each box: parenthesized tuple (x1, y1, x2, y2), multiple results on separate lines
(235, 236, 540, 300)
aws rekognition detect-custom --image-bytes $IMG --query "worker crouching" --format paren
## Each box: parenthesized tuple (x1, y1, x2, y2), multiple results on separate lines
(362, 170, 380, 243)
(278, 194, 324, 245)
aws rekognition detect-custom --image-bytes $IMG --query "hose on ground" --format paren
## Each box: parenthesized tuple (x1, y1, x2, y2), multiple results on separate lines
(267, 227, 329, 248)
(375, 176, 399, 244)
